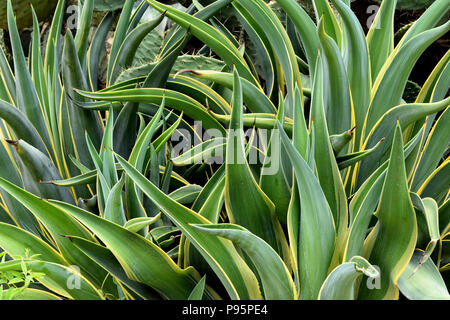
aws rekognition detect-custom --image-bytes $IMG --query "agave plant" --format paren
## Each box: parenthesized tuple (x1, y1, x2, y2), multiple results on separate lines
(0, 0, 58, 29)
(375, 0, 436, 11)
(0, 0, 449, 300)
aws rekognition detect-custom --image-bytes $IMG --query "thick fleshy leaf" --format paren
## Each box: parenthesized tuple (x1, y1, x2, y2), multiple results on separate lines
(66, 235, 161, 300)
(366, 0, 397, 82)
(87, 12, 115, 91)
(74, 0, 94, 66)
(317, 9, 351, 138)
(169, 185, 202, 205)
(6, 0, 50, 150)
(77, 88, 225, 133)
(344, 130, 423, 262)
(233, 0, 301, 107)
(330, 0, 370, 150)
(124, 215, 161, 233)
(192, 223, 296, 300)
(146, 0, 257, 86)
(0, 223, 66, 265)
(411, 107, 450, 191)
(278, 121, 335, 300)
(336, 139, 384, 170)
(224, 69, 286, 258)
(0, 100, 47, 155)
(7, 140, 74, 204)
(12, 289, 61, 300)
(358, 124, 417, 300)
(365, 21, 450, 136)
(275, 0, 319, 74)
(185, 70, 275, 114)
(106, 0, 135, 85)
(0, 178, 110, 290)
(62, 30, 103, 169)
(309, 56, 347, 264)
(171, 137, 226, 166)
(0, 259, 103, 300)
(50, 200, 202, 300)
(410, 194, 440, 265)
(115, 153, 262, 300)
(397, 0, 450, 47)
(358, 97, 450, 185)
(188, 275, 206, 300)
(109, 13, 165, 84)
(319, 256, 379, 300)
(398, 251, 450, 300)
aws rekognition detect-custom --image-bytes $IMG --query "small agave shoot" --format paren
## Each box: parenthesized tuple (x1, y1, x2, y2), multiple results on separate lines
(0, 0, 448, 300)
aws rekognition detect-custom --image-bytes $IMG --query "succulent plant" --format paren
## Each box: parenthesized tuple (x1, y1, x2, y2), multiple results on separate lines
(376, 0, 437, 11)
(0, 0, 58, 29)
(0, 0, 449, 301)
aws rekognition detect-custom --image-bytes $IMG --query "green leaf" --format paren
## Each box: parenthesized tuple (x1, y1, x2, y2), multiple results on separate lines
(358, 123, 417, 300)
(344, 128, 424, 262)
(259, 95, 291, 226)
(12, 289, 61, 300)
(146, 0, 257, 86)
(411, 107, 450, 191)
(358, 97, 450, 185)
(6, 0, 50, 150)
(312, 0, 342, 46)
(104, 177, 126, 226)
(419, 159, 449, 205)
(232, 1, 275, 97)
(106, 0, 135, 85)
(110, 13, 165, 84)
(330, 128, 354, 155)
(87, 12, 115, 92)
(275, 0, 319, 74)
(319, 256, 379, 300)
(74, 0, 94, 66)
(410, 194, 440, 265)
(77, 88, 225, 133)
(397, 0, 450, 47)
(0, 259, 103, 300)
(124, 214, 162, 233)
(398, 251, 450, 300)
(365, 21, 450, 136)
(0, 178, 110, 290)
(278, 121, 335, 300)
(318, 17, 353, 138)
(115, 153, 262, 300)
(66, 235, 161, 300)
(233, 0, 301, 104)
(43, 0, 65, 79)
(366, 0, 397, 82)
(171, 137, 226, 166)
(0, 99, 47, 154)
(192, 223, 296, 300)
(192, 165, 226, 222)
(169, 185, 203, 205)
(50, 200, 201, 300)
(188, 275, 206, 300)
(62, 30, 103, 169)
(0, 223, 66, 265)
(184, 70, 275, 114)
(309, 56, 347, 264)
(336, 139, 384, 170)
(7, 140, 74, 204)
(224, 69, 286, 257)
(330, 0, 370, 150)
